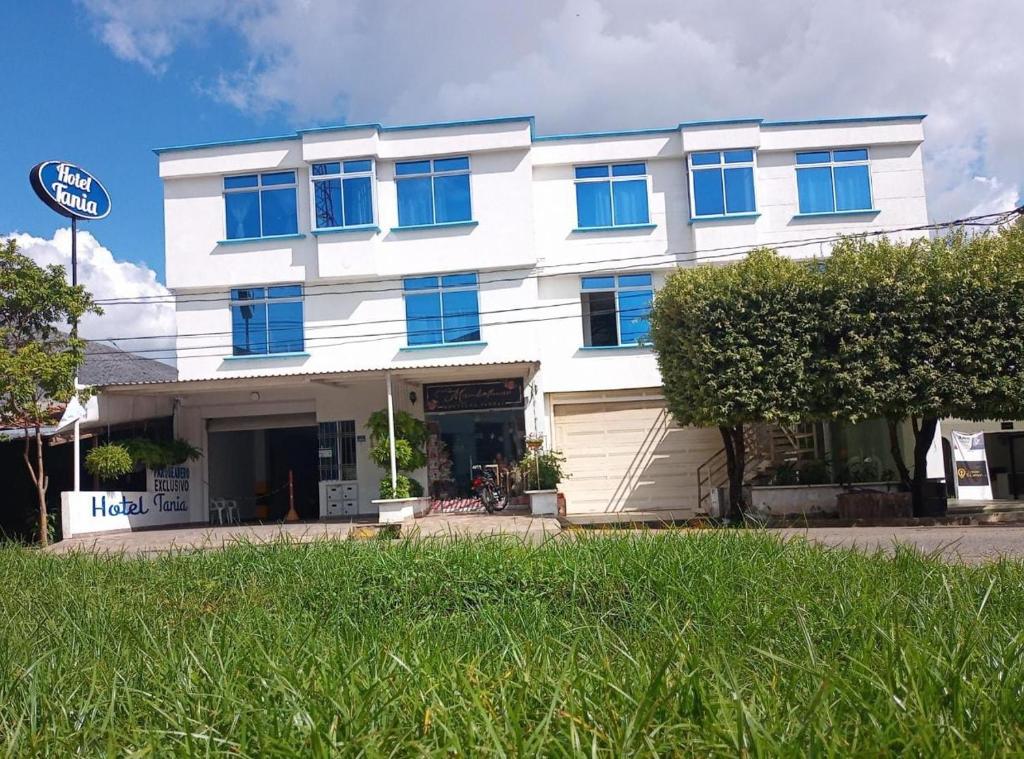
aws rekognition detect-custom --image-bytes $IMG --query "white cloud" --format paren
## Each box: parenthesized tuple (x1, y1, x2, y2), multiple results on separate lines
(80, 0, 1024, 223)
(6, 229, 176, 364)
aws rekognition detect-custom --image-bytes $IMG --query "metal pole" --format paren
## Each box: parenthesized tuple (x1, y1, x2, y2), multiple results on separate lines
(385, 371, 398, 492)
(71, 216, 81, 492)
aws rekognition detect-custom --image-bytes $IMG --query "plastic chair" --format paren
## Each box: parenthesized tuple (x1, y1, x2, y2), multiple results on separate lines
(209, 498, 240, 525)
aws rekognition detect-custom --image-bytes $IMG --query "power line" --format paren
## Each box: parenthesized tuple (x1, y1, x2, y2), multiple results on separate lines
(89, 206, 1016, 308)
(87, 207, 1021, 357)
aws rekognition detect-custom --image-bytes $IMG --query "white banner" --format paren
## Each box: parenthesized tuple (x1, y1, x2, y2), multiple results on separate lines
(951, 431, 993, 500)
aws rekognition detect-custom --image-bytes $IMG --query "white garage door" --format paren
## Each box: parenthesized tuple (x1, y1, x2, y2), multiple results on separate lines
(553, 396, 721, 516)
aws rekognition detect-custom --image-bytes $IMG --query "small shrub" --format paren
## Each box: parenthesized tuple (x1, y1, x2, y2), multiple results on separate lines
(518, 449, 568, 490)
(796, 458, 830, 485)
(378, 475, 412, 500)
(85, 444, 135, 480)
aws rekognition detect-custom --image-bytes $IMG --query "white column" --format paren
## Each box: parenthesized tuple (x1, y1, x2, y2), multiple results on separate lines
(385, 371, 398, 492)
(73, 417, 81, 492)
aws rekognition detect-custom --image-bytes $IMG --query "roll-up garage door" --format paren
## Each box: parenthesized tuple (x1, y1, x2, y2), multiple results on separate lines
(553, 396, 721, 516)
(207, 413, 318, 433)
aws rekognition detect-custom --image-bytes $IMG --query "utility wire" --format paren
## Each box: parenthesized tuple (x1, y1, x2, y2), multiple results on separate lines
(89, 206, 1018, 308)
(89, 207, 1021, 358)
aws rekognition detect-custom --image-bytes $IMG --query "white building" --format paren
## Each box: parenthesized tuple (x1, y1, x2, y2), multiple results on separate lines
(98, 113, 932, 524)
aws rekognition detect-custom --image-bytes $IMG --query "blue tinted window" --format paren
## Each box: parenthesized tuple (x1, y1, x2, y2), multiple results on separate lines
(261, 171, 296, 186)
(691, 152, 721, 166)
(612, 179, 649, 225)
(796, 149, 872, 214)
(342, 176, 374, 226)
(405, 292, 443, 345)
(574, 162, 649, 228)
(231, 285, 302, 356)
(618, 273, 652, 288)
(403, 273, 479, 345)
(692, 169, 725, 216)
(261, 188, 298, 236)
(581, 272, 653, 346)
(224, 171, 298, 239)
(612, 163, 645, 176)
(312, 159, 375, 229)
(313, 177, 342, 228)
(724, 149, 754, 164)
(690, 149, 756, 218)
(796, 151, 830, 165)
(395, 160, 431, 176)
(225, 191, 261, 239)
(397, 176, 434, 226)
(575, 181, 613, 227)
(797, 166, 835, 213)
(441, 272, 478, 287)
(834, 165, 872, 210)
(581, 276, 616, 290)
(225, 174, 258, 189)
(434, 156, 470, 172)
(396, 157, 472, 226)
(724, 167, 756, 213)
(834, 149, 869, 162)
(434, 173, 472, 223)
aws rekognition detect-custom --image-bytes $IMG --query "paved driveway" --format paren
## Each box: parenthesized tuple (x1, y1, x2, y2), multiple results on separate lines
(771, 525, 1024, 564)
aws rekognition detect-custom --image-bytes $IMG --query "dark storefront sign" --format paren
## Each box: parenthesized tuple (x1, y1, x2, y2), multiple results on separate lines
(425, 378, 524, 413)
(955, 460, 990, 487)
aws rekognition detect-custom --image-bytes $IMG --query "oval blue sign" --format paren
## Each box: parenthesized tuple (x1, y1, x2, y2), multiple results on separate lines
(29, 161, 111, 220)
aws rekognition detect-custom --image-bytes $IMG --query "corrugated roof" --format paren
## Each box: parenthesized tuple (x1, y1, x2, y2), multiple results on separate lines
(100, 358, 539, 389)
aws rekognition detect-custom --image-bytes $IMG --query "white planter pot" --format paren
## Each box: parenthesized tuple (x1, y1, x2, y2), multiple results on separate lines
(525, 489, 558, 516)
(371, 496, 431, 524)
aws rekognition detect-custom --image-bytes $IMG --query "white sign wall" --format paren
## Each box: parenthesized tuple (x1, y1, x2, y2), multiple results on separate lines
(951, 431, 993, 501)
(61, 466, 194, 537)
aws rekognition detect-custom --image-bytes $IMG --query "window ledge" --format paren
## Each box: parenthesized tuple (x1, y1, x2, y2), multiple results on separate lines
(391, 220, 478, 232)
(793, 209, 880, 220)
(572, 223, 656, 233)
(217, 233, 305, 245)
(399, 340, 487, 352)
(579, 344, 652, 352)
(223, 351, 310, 361)
(312, 225, 379, 236)
(688, 212, 760, 225)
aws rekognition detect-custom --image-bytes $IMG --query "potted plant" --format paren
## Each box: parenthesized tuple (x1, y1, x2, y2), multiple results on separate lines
(518, 448, 567, 516)
(366, 409, 430, 522)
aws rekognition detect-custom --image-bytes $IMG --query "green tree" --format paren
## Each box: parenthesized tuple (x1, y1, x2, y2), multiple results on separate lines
(822, 224, 1024, 515)
(0, 240, 98, 545)
(650, 249, 824, 519)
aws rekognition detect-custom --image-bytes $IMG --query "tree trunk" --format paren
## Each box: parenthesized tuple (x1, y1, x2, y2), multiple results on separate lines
(885, 417, 912, 488)
(910, 416, 939, 517)
(719, 424, 747, 521)
(22, 424, 49, 547)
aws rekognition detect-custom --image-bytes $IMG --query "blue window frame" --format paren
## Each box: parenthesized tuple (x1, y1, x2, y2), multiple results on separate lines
(395, 156, 472, 227)
(230, 285, 304, 356)
(580, 273, 653, 346)
(223, 172, 298, 239)
(688, 150, 756, 218)
(796, 148, 872, 214)
(574, 163, 650, 228)
(311, 159, 375, 229)
(403, 272, 480, 345)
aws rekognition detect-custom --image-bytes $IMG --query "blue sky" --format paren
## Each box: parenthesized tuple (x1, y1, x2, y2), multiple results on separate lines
(2, 0, 1021, 354)
(0, 5, 293, 282)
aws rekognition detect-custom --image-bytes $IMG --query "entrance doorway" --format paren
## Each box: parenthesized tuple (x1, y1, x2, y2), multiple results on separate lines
(207, 423, 319, 521)
(422, 378, 527, 497)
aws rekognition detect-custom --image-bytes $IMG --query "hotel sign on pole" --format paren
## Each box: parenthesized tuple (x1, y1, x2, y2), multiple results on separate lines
(29, 161, 111, 220)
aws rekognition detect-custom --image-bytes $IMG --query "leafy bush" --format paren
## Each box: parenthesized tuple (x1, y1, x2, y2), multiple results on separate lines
(123, 438, 201, 469)
(518, 449, 568, 490)
(377, 475, 424, 499)
(85, 444, 135, 479)
(796, 458, 830, 485)
(369, 438, 421, 471)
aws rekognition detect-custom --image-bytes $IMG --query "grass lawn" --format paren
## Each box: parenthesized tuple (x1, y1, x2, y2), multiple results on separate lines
(2, 532, 1023, 756)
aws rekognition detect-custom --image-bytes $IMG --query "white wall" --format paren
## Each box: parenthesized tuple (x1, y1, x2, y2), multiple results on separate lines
(161, 115, 930, 412)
